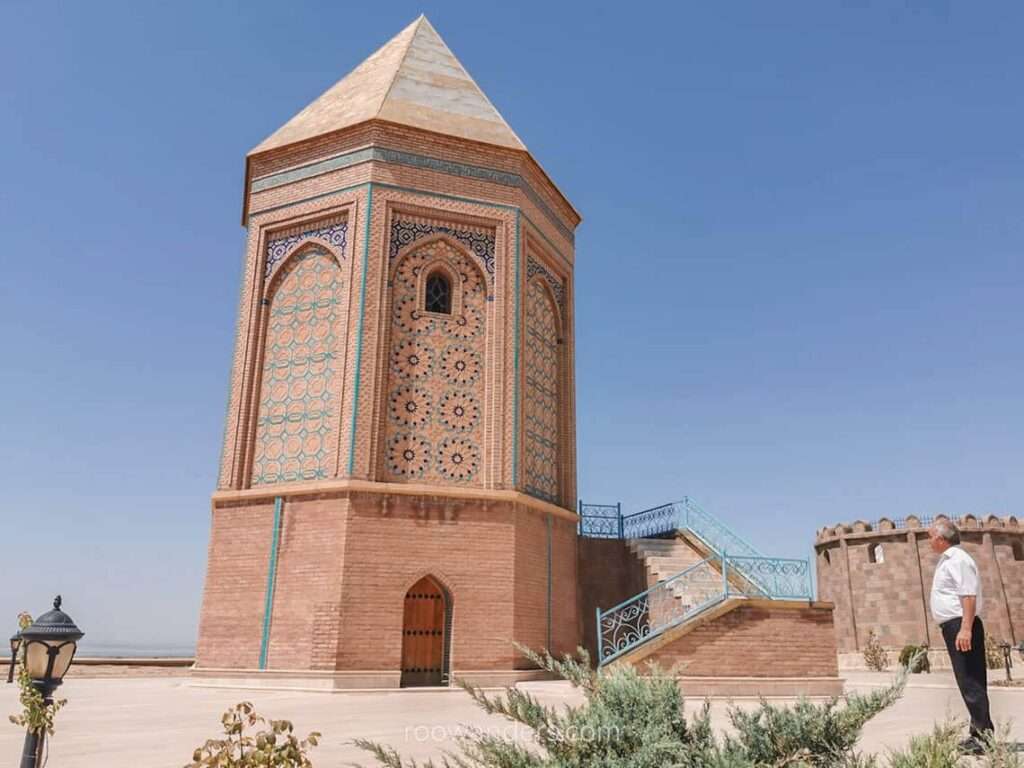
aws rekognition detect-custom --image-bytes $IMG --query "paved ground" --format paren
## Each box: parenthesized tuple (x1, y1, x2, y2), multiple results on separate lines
(0, 671, 1020, 767)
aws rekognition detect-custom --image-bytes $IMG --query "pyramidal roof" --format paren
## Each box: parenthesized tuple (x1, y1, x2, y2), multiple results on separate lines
(251, 16, 526, 155)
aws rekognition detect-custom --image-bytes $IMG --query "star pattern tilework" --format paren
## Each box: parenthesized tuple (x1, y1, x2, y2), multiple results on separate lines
(384, 239, 486, 484)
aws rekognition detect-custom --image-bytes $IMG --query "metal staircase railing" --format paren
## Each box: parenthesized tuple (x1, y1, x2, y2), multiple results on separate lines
(582, 497, 814, 664)
(595, 553, 811, 664)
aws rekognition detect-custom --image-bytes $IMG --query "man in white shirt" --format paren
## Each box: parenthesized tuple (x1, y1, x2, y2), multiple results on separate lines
(929, 520, 994, 753)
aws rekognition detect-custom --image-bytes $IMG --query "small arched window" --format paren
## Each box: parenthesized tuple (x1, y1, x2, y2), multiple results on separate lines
(868, 544, 884, 564)
(425, 271, 451, 314)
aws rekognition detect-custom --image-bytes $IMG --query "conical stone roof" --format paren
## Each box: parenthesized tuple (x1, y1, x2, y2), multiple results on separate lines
(251, 15, 525, 154)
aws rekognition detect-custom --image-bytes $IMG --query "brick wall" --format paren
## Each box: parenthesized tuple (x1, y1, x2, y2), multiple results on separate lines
(633, 602, 839, 678)
(816, 521, 1023, 652)
(577, 539, 649, 662)
(198, 490, 578, 675)
(195, 500, 276, 668)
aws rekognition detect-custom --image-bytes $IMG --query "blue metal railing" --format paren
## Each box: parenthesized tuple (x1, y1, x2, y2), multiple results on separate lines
(582, 497, 814, 663)
(581, 497, 764, 560)
(595, 553, 812, 664)
(577, 501, 622, 538)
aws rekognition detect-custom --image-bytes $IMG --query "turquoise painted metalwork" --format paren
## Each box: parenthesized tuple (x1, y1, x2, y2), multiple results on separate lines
(582, 497, 813, 663)
(258, 496, 283, 670)
(595, 552, 809, 665)
(347, 183, 373, 476)
(597, 556, 730, 664)
(577, 502, 622, 538)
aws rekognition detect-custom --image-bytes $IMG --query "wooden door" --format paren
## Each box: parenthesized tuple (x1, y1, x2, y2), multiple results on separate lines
(400, 576, 446, 687)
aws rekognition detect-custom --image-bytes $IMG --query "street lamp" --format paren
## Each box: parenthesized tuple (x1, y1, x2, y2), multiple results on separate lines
(998, 642, 1013, 683)
(6, 631, 21, 684)
(15, 596, 84, 768)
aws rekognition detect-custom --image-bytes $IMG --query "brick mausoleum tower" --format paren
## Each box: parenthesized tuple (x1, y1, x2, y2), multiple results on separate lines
(195, 16, 580, 688)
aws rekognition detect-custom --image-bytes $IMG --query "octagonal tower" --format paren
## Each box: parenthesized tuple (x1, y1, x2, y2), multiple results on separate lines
(195, 16, 580, 688)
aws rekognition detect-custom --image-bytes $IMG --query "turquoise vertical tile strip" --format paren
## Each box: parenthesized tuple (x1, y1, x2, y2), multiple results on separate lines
(258, 496, 283, 670)
(347, 183, 373, 475)
(512, 210, 521, 484)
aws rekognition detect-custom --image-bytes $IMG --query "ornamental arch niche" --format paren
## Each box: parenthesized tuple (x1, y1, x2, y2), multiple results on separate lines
(249, 242, 347, 486)
(523, 276, 562, 504)
(381, 237, 488, 486)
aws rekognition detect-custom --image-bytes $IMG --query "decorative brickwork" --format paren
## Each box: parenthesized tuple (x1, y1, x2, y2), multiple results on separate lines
(251, 245, 346, 485)
(382, 238, 488, 486)
(523, 278, 560, 502)
(815, 516, 1024, 652)
(198, 17, 582, 686)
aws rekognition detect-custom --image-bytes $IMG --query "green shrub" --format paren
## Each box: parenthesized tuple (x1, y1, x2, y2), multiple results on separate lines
(897, 644, 931, 674)
(863, 630, 890, 672)
(985, 634, 1007, 671)
(885, 720, 960, 768)
(356, 646, 909, 768)
(185, 702, 320, 768)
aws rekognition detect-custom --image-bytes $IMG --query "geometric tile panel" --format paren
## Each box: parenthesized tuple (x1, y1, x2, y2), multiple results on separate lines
(390, 216, 495, 279)
(524, 278, 560, 503)
(383, 238, 486, 486)
(526, 254, 565, 309)
(251, 246, 345, 485)
(265, 222, 348, 277)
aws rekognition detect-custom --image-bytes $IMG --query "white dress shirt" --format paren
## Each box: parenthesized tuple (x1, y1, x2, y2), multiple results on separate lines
(930, 545, 983, 624)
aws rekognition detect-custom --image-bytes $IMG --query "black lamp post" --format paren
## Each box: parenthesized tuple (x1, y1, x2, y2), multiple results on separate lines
(999, 642, 1013, 683)
(15, 596, 84, 768)
(6, 631, 20, 684)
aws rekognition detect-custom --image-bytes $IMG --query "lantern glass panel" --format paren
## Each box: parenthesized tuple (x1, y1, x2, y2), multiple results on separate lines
(24, 641, 51, 679)
(50, 642, 76, 681)
(23, 640, 76, 682)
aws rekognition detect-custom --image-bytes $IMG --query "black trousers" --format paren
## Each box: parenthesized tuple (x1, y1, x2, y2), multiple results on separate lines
(940, 616, 995, 738)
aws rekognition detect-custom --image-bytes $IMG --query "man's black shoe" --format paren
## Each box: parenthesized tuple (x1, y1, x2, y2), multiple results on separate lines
(958, 737, 985, 756)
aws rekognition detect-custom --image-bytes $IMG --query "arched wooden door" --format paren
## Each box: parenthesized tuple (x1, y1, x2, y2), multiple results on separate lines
(400, 576, 449, 687)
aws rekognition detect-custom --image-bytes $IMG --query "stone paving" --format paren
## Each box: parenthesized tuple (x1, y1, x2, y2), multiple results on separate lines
(0, 671, 1020, 767)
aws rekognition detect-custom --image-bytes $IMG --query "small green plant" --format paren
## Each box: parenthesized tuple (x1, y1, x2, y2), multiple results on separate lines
(356, 645, 909, 768)
(885, 720, 961, 768)
(985, 634, 1006, 671)
(979, 724, 1024, 768)
(898, 644, 931, 674)
(8, 612, 68, 738)
(185, 702, 320, 768)
(863, 629, 890, 672)
(882, 720, 1024, 768)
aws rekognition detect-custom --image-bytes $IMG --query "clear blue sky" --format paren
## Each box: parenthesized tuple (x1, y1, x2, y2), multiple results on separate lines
(1, 2, 1021, 651)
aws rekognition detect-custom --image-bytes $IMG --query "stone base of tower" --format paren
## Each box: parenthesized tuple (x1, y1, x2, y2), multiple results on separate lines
(193, 481, 579, 689)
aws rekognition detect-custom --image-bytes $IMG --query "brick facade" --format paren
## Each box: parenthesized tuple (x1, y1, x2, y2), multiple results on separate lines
(816, 516, 1024, 653)
(631, 601, 839, 678)
(196, 18, 581, 686)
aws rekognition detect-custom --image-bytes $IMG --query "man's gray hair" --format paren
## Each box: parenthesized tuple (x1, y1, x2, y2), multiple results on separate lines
(933, 519, 961, 545)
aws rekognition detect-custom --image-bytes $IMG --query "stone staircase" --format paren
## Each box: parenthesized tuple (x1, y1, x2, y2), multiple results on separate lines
(627, 535, 726, 617)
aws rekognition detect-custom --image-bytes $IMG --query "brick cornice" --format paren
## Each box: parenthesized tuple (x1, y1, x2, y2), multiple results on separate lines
(210, 478, 578, 522)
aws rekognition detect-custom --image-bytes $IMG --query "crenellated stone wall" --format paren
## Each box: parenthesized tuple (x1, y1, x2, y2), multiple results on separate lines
(815, 515, 1023, 653)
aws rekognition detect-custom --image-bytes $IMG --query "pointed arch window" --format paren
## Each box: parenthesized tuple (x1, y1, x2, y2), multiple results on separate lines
(425, 271, 452, 314)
